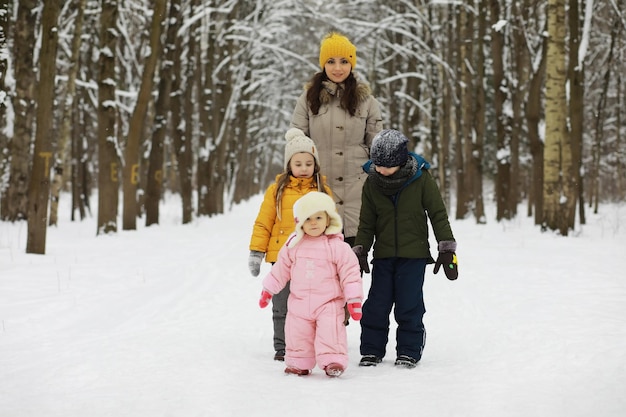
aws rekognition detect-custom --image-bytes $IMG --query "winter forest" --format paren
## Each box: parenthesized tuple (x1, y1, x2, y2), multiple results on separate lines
(0, 0, 624, 254)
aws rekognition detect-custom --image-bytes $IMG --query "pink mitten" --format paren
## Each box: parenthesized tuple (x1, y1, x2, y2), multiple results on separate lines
(259, 290, 272, 308)
(347, 301, 362, 320)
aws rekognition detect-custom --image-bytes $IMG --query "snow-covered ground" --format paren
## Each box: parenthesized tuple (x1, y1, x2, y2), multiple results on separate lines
(1, 194, 625, 417)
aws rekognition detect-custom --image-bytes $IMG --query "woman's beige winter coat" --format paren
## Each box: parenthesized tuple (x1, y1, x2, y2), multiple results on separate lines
(290, 81, 383, 238)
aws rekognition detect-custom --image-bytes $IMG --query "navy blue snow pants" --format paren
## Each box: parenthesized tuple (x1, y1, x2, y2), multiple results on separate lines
(360, 257, 427, 360)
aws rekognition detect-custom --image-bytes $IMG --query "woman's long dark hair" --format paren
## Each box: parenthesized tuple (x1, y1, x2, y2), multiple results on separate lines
(306, 71, 359, 117)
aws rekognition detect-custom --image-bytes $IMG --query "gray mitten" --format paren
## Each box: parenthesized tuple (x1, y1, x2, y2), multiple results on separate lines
(248, 250, 264, 277)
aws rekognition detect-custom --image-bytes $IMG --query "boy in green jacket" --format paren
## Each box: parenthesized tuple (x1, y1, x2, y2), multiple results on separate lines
(352, 129, 458, 368)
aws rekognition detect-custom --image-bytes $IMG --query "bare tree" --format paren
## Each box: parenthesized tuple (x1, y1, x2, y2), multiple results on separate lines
(49, 0, 87, 226)
(490, 0, 512, 221)
(508, 0, 531, 219)
(171, 0, 199, 224)
(590, 15, 619, 214)
(145, 0, 180, 226)
(122, 0, 167, 230)
(526, 34, 546, 225)
(197, 2, 237, 216)
(456, 3, 472, 220)
(472, 0, 487, 224)
(0, 0, 9, 185)
(2, 0, 37, 221)
(96, 0, 119, 235)
(26, 0, 62, 254)
(567, 0, 585, 225)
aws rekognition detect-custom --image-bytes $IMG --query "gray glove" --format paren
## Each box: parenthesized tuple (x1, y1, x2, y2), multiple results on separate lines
(248, 250, 264, 276)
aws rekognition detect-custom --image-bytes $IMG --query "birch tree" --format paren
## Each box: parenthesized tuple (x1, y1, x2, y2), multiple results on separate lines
(543, 0, 570, 233)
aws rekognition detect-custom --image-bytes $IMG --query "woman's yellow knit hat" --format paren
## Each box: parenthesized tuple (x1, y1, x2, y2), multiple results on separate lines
(319, 32, 357, 69)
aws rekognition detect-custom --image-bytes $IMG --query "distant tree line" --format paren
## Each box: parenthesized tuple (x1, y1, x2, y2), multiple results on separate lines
(0, 0, 624, 253)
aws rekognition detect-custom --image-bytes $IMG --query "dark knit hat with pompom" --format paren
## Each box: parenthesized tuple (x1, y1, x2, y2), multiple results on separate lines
(370, 129, 409, 168)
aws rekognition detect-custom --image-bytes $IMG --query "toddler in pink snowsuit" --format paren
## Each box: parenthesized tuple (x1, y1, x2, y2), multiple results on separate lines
(259, 192, 363, 377)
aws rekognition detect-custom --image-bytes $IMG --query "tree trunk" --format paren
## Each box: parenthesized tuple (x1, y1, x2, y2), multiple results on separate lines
(26, 0, 61, 254)
(146, 0, 180, 227)
(526, 35, 546, 225)
(437, 5, 454, 209)
(71, 98, 91, 221)
(96, 0, 119, 235)
(426, 4, 441, 196)
(543, 0, 568, 232)
(617, 74, 624, 202)
(455, 4, 471, 220)
(205, 6, 238, 216)
(49, 0, 86, 226)
(472, 0, 487, 224)
(509, 1, 531, 219)
(567, 0, 584, 229)
(232, 67, 252, 206)
(171, 0, 194, 224)
(590, 16, 617, 215)
(0, 0, 9, 181)
(196, 8, 214, 216)
(122, 0, 167, 230)
(2, 0, 37, 221)
(490, 0, 511, 221)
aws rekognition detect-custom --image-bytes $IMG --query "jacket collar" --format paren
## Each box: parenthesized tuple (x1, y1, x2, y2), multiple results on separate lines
(362, 152, 430, 176)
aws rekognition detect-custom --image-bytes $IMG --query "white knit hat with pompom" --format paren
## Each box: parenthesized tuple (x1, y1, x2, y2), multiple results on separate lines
(287, 192, 342, 248)
(284, 128, 320, 171)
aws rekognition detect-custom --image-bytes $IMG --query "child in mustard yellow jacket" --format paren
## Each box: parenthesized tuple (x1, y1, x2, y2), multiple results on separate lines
(248, 128, 331, 361)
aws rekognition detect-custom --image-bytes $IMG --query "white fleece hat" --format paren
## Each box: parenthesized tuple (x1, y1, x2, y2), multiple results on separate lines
(284, 128, 320, 171)
(287, 192, 342, 248)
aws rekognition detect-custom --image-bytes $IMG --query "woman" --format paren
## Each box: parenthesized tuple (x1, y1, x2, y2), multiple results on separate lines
(290, 32, 383, 246)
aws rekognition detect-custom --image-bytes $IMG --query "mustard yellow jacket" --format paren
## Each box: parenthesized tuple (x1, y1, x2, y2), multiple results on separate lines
(249, 175, 332, 263)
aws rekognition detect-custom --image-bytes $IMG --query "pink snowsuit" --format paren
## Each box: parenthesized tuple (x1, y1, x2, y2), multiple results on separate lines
(262, 233, 363, 372)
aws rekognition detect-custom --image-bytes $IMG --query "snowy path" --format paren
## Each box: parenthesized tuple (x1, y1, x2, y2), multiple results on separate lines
(1, 195, 625, 416)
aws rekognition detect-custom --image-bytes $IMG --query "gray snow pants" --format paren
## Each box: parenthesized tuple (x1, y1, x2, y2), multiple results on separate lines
(271, 281, 290, 352)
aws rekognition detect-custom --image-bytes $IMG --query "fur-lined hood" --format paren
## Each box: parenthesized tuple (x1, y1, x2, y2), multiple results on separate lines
(304, 79, 373, 106)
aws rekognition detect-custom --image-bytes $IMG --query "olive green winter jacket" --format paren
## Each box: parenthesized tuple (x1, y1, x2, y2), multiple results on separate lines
(354, 154, 455, 261)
